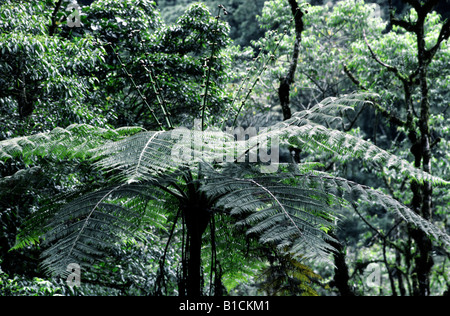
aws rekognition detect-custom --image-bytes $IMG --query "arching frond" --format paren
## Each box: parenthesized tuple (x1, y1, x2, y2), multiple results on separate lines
(259, 95, 450, 186)
(37, 183, 171, 277)
(200, 163, 450, 263)
(92, 128, 235, 183)
(0, 124, 143, 165)
(288, 92, 374, 128)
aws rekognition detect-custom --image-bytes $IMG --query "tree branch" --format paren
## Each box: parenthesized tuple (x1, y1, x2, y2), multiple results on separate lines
(49, 0, 63, 37)
(363, 29, 404, 79)
(341, 63, 407, 128)
(376, 103, 408, 127)
(391, 18, 418, 33)
(279, 0, 304, 121)
(343, 64, 367, 91)
(343, 103, 367, 132)
(425, 18, 450, 63)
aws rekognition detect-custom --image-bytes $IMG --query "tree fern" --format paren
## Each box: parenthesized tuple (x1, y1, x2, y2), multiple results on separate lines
(8, 94, 450, 292)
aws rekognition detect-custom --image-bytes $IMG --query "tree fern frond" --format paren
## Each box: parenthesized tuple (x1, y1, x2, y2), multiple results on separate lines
(0, 166, 43, 189)
(200, 163, 450, 264)
(200, 165, 339, 262)
(296, 171, 450, 248)
(225, 93, 447, 186)
(92, 128, 235, 183)
(265, 113, 450, 186)
(0, 124, 144, 164)
(38, 182, 170, 277)
(290, 92, 374, 128)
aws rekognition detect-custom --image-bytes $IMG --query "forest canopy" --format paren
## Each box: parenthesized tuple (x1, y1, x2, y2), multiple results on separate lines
(0, 0, 449, 297)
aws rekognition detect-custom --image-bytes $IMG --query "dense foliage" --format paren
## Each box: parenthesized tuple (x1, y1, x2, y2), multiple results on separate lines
(0, 0, 449, 296)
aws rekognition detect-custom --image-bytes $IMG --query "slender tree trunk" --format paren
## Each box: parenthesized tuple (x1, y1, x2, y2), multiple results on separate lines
(279, 0, 304, 122)
(384, 0, 450, 295)
(410, 22, 434, 296)
(279, 0, 304, 162)
(49, 0, 63, 36)
(18, 73, 33, 118)
(395, 229, 407, 296)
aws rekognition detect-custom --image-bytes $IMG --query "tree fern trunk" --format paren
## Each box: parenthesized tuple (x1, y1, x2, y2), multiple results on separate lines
(183, 205, 211, 296)
(328, 232, 355, 296)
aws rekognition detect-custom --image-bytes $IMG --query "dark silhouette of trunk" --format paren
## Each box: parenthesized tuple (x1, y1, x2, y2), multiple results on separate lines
(183, 204, 211, 297)
(18, 74, 33, 119)
(328, 233, 355, 296)
(386, 0, 450, 295)
(279, 0, 304, 162)
(49, 0, 63, 36)
(409, 128, 433, 296)
(279, 0, 304, 122)
(278, 81, 292, 120)
(394, 231, 407, 296)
